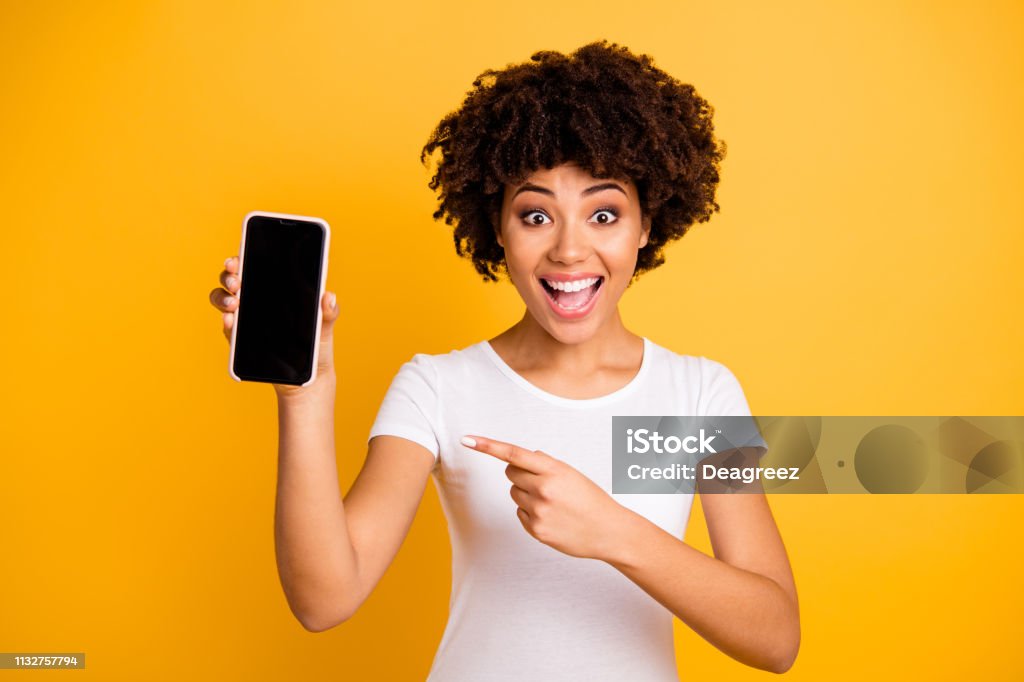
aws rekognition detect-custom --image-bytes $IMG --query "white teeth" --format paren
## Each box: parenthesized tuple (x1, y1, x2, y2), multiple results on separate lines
(542, 276, 599, 292)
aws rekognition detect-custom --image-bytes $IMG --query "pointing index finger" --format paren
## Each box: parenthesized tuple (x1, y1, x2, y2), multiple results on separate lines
(460, 435, 549, 473)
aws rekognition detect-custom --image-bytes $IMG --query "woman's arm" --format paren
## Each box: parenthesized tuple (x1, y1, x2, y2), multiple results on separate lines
(274, 376, 354, 631)
(603, 451, 800, 673)
(210, 256, 435, 633)
(459, 435, 799, 671)
(275, 383, 436, 632)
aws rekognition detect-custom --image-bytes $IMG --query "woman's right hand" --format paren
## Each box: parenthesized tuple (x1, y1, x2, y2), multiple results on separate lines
(209, 256, 341, 400)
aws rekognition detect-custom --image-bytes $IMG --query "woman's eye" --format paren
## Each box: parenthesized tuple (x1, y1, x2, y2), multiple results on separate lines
(518, 208, 618, 225)
(591, 209, 619, 225)
(521, 210, 552, 225)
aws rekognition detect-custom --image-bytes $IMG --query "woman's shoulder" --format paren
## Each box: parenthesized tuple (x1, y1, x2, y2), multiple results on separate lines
(644, 336, 743, 384)
(644, 337, 756, 415)
(643, 335, 700, 366)
(394, 340, 492, 381)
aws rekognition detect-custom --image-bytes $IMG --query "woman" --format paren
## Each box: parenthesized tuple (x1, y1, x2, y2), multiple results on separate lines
(209, 40, 799, 680)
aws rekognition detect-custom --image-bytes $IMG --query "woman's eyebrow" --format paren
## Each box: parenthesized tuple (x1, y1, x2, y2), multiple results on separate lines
(511, 182, 628, 199)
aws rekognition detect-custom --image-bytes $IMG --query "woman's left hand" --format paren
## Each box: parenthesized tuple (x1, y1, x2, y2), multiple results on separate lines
(460, 435, 636, 561)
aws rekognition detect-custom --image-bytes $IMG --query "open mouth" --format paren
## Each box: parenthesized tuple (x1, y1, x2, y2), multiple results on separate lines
(539, 276, 604, 312)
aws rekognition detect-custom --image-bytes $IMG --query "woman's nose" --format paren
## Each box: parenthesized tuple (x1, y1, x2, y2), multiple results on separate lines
(548, 221, 590, 264)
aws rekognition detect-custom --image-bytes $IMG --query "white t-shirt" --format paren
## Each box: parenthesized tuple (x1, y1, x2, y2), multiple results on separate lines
(368, 336, 764, 682)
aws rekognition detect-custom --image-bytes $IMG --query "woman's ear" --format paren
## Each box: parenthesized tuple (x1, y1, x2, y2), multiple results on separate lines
(639, 215, 651, 248)
(495, 225, 504, 248)
(491, 208, 504, 248)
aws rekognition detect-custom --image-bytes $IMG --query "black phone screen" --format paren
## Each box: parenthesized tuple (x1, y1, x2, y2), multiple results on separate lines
(232, 215, 326, 385)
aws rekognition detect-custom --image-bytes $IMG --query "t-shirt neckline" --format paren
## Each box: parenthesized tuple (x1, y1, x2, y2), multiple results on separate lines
(478, 337, 652, 408)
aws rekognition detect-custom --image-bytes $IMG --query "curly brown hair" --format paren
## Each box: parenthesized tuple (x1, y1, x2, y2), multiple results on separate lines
(420, 40, 727, 283)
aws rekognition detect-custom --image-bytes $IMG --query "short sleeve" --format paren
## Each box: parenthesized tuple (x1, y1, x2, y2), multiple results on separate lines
(367, 353, 440, 463)
(699, 357, 769, 456)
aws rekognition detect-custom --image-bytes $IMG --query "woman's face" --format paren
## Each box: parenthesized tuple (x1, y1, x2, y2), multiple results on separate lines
(497, 162, 650, 344)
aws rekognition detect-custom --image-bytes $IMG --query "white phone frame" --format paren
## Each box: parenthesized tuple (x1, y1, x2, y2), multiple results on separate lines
(228, 210, 331, 387)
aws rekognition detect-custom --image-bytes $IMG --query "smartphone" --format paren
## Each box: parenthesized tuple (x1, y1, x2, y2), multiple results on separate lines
(228, 210, 330, 387)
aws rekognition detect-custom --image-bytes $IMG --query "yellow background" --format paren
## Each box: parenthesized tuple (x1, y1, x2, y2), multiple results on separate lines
(1, 1, 1022, 679)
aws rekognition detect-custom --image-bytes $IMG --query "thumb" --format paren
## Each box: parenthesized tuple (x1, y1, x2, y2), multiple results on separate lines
(314, 291, 340, 376)
(321, 291, 339, 343)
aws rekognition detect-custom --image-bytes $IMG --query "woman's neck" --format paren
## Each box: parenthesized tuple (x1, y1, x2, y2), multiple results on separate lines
(489, 307, 643, 375)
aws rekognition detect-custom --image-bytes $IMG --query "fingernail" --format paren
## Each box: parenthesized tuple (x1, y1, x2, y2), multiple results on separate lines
(329, 293, 337, 310)
(460, 436, 476, 447)
(225, 257, 233, 267)
(225, 296, 235, 306)
(226, 276, 236, 288)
